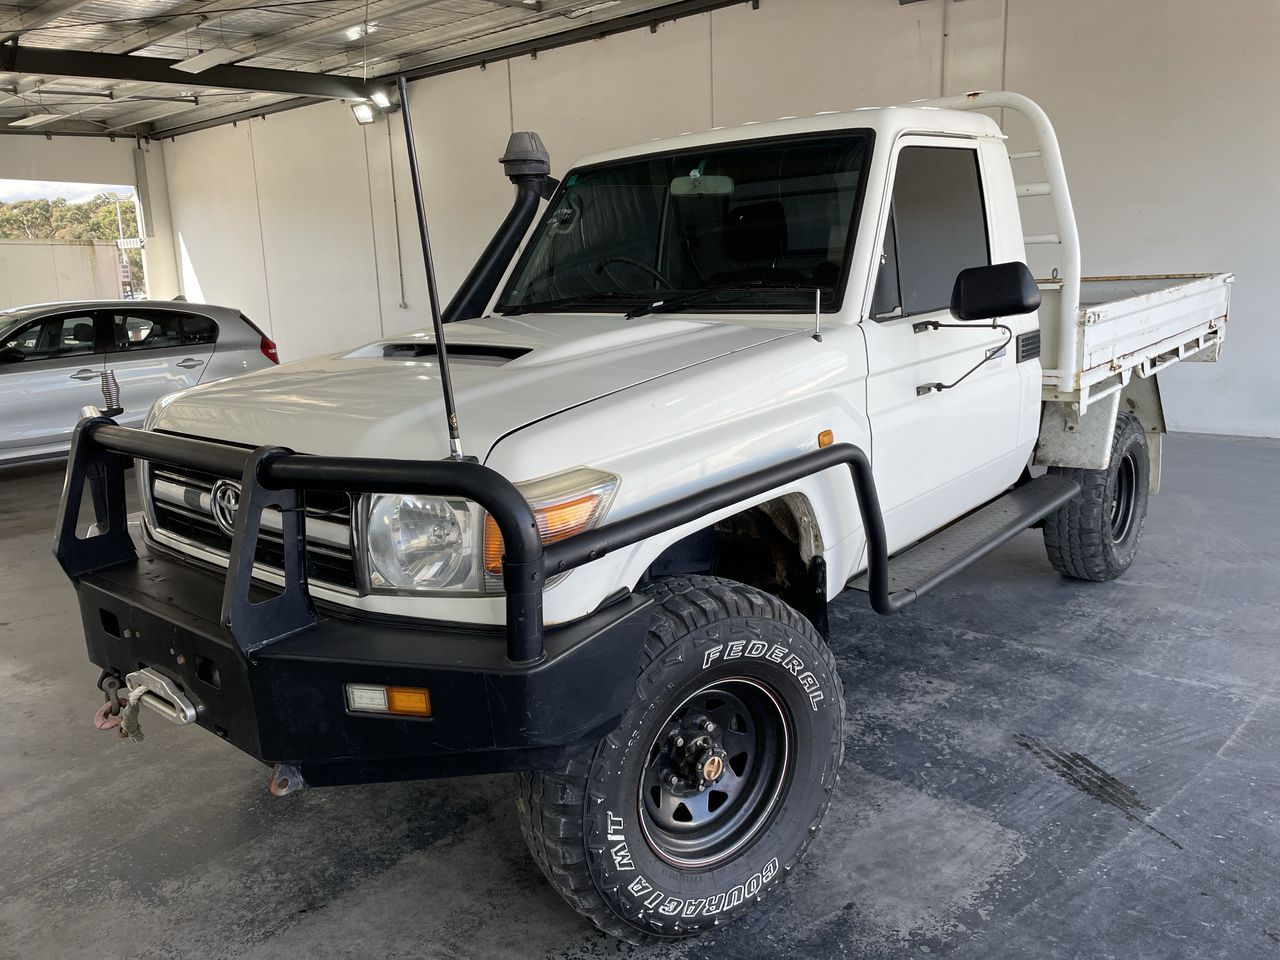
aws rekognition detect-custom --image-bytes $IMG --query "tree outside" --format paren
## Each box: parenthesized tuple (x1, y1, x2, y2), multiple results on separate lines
(0, 193, 146, 295)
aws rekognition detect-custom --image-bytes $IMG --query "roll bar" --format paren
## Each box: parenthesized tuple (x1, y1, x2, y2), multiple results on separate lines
(906, 90, 1082, 391)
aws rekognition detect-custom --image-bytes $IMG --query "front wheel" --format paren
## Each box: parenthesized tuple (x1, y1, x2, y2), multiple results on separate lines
(1042, 411, 1150, 581)
(515, 576, 845, 943)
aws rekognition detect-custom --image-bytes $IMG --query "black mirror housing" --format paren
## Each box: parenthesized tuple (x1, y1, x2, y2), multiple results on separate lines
(0, 347, 24, 363)
(950, 261, 1041, 321)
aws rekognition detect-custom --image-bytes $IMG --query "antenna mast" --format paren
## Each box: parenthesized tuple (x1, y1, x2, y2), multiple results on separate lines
(396, 74, 466, 460)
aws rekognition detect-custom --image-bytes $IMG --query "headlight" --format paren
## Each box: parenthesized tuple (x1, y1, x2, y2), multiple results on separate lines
(363, 467, 618, 595)
(366, 494, 481, 592)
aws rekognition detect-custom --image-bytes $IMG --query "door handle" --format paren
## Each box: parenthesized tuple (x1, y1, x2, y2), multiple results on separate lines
(176, 358, 205, 369)
(70, 369, 98, 381)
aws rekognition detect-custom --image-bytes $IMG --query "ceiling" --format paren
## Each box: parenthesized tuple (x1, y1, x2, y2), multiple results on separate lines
(0, 0, 743, 137)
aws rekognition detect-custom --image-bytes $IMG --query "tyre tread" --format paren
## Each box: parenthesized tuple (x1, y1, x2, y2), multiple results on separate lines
(1042, 412, 1148, 581)
(515, 575, 844, 944)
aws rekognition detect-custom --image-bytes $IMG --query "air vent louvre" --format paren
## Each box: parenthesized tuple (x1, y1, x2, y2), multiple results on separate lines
(382, 343, 530, 363)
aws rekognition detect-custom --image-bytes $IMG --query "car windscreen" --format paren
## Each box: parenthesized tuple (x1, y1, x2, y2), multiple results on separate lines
(496, 131, 870, 316)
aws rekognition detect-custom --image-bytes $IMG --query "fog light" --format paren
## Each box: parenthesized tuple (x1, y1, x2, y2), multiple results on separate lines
(346, 684, 432, 717)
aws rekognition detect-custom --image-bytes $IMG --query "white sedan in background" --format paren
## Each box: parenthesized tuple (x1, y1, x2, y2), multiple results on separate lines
(0, 300, 279, 466)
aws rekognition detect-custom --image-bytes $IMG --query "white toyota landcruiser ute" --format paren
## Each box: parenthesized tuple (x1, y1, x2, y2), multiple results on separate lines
(58, 91, 1231, 942)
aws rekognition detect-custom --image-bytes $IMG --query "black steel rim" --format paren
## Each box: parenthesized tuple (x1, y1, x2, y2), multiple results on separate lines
(1110, 450, 1138, 542)
(637, 677, 792, 869)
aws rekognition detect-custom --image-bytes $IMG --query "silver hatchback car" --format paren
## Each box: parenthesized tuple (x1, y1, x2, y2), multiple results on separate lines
(0, 300, 278, 466)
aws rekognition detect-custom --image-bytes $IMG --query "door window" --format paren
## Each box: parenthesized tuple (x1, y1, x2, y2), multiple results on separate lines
(108, 311, 218, 352)
(182, 314, 217, 345)
(0, 314, 98, 361)
(874, 146, 990, 319)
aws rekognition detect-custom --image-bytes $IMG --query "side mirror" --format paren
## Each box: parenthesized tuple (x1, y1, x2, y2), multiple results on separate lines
(949, 261, 1040, 322)
(0, 347, 24, 363)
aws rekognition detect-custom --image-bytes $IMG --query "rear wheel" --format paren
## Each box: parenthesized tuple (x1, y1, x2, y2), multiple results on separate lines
(515, 576, 844, 943)
(1042, 411, 1150, 581)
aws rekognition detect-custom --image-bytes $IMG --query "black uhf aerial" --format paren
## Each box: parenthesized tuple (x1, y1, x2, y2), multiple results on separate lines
(393, 75, 557, 461)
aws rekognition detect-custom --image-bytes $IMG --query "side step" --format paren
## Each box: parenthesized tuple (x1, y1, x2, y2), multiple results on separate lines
(849, 475, 1080, 605)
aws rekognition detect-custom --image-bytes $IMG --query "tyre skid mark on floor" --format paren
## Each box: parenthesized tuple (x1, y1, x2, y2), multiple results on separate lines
(1014, 734, 1183, 849)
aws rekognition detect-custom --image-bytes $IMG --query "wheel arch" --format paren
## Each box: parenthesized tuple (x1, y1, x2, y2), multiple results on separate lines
(642, 491, 831, 636)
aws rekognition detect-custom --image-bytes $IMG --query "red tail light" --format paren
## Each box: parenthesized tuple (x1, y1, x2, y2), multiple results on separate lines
(260, 336, 279, 364)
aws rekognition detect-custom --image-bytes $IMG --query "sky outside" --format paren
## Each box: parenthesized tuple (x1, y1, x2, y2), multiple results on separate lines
(0, 179, 135, 203)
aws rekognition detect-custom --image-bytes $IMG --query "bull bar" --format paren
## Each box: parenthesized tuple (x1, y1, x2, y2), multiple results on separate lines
(55, 417, 907, 669)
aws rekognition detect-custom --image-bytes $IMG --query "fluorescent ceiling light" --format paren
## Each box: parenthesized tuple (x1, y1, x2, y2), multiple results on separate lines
(172, 47, 241, 74)
(351, 102, 376, 125)
(9, 113, 61, 128)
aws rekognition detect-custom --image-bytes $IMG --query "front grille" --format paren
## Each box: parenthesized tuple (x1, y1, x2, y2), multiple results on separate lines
(148, 464, 360, 590)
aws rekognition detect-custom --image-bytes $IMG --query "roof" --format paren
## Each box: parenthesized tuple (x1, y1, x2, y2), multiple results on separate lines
(0, 298, 229, 318)
(0, 0, 742, 138)
(571, 104, 1006, 169)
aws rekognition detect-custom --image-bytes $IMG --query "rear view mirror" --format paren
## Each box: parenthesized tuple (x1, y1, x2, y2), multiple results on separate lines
(0, 347, 23, 363)
(950, 261, 1041, 321)
(670, 173, 734, 197)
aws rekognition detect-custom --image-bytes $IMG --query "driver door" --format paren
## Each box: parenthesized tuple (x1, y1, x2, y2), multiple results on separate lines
(861, 139, 1024, 550)
(0, 310, 106, 460)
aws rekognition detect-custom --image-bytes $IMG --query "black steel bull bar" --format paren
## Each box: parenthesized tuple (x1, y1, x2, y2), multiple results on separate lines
(54, 417, 905, 665)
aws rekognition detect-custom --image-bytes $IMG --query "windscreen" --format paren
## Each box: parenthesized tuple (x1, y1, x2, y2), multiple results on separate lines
(497, 132, 869, 316)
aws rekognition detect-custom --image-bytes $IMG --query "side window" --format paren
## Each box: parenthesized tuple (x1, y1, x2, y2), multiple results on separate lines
(110, 312, 184, 352)
(182, 314, 218, 346)
(880, 146, 989, 318)
(0, 314, 97, 361)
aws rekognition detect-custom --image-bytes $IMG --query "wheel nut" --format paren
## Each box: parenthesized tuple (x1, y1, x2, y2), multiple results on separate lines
(669, 775, 679, 787)
(702, 720, 716, 733)
(673, 736, 684, 748)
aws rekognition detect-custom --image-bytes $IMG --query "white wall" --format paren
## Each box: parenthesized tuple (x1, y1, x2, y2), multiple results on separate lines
(161, 0, 1278, 437)
(0, 239, 123, 303)
(0, 134, 181, 300)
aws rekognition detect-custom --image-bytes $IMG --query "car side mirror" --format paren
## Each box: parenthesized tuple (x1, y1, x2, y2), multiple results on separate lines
(0, 347, 24, 363)
(949, 261, 1041, 322)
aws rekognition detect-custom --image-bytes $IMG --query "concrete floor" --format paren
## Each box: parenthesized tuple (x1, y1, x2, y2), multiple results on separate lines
(2, 432, 1278, 959)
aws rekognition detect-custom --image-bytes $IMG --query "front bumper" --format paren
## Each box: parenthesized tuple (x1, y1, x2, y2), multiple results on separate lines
(80, 547, 651, 785)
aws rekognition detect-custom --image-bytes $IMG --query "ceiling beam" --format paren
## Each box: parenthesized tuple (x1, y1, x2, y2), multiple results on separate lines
(150, 95, 320, 138)
(105, 98, 220, 132)
(0, 0, 95, 40)
(1, 44, 379, 100)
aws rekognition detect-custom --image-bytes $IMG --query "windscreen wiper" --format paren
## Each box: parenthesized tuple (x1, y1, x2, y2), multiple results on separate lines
(625, 282, 820, 320)
(495, 291, 644, 316)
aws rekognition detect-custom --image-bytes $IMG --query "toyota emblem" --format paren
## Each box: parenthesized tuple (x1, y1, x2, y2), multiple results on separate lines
(210, 479, 242, 536)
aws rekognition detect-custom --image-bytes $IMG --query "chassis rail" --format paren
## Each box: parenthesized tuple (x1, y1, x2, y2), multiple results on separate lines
(54, 418, 906, 664)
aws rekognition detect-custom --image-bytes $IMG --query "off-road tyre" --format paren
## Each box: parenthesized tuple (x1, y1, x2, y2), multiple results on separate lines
(1043, 411, 1150, 581)
(515, 575, 845, 943)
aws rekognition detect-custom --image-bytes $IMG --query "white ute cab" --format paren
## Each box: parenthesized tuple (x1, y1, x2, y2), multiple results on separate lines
(57, 92, 1230, 943)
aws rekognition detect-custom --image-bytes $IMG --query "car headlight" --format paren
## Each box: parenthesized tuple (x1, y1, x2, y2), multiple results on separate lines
(366, 494, 481, 592)
(363, 467, 618, 595)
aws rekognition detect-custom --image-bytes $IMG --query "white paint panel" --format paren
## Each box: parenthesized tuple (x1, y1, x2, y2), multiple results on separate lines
(1004, 0, 1280, 437)
(248, 100, 384, 358)
(390, 63, 515, 324)
(510, 15, 712, 170)
(164, 122, 273, 338)
(709, 0, 942, 125)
